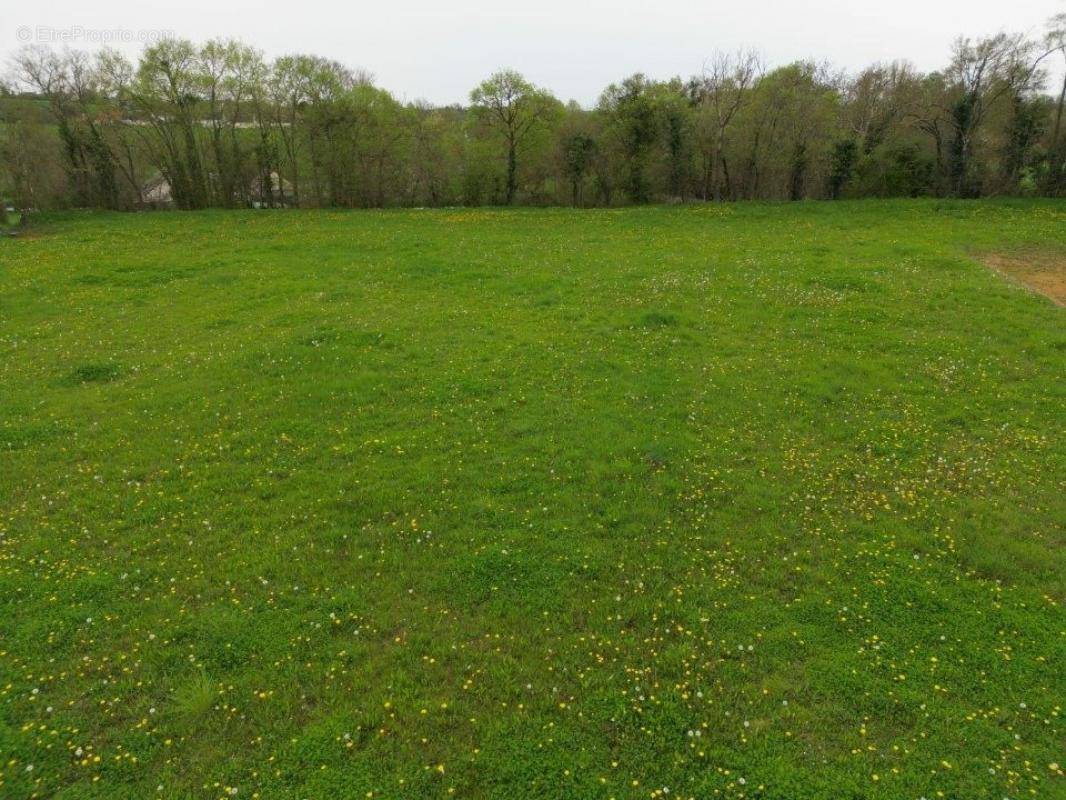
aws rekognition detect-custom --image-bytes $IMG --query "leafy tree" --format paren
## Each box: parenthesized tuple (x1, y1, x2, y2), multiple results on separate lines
(7, 28, 1066, 209)
(0, 114, 67, 219)
(654, 80, 695, 201)
(598, 74, 660, 203)
(560, 131, 597, 206)
(469, 70, 557, 204)
(827, 138, 858, 198)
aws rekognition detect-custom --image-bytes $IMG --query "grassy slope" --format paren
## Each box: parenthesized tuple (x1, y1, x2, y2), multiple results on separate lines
(0, 200, 1063, 800)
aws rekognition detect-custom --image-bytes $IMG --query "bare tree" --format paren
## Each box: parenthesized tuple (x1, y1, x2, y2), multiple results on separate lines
(944, 33, 1051, 195)
(1044, 14, 1066, 191)
(844, 61, 917, 153)
(690, 50, 761, 200)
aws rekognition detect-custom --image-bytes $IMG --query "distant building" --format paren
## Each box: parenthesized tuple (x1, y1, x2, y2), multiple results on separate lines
(140, 175, 174, 209)
(137, 172, 294, 209)
(248, 172, 294, 208)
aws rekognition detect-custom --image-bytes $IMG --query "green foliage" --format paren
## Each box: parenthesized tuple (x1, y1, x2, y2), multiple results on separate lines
(654, 80, 696, 200)
(469, 70, 561, 204)
(560, 132, 597, 206)
(598, 74, 661, 203)
(949, 92, 978, 196)
(862, 143, 936, 198)
(827, 138, 858, 198)
(1002, 93, 1048, 191)
(4, 22, 1065, 209)
(1, 201, 1064, 798)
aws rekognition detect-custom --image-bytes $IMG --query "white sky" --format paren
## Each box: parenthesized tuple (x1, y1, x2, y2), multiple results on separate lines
(3, 0, 1064, 105)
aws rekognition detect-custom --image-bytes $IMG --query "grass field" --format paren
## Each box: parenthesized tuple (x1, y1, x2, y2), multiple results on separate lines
(1, 200, 1064, 800)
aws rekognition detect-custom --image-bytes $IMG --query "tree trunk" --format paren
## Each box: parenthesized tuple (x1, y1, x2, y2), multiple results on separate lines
(789, 142, 807, 201)
(1052, 72, 1066, 151)
(712, 129, 726, 201)
(506, 138, 517, 205)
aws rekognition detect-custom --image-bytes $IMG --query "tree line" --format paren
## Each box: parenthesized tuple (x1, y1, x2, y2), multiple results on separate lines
(2, 18, 1065, 214)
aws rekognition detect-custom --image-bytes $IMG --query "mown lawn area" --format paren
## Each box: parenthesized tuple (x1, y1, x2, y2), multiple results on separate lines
(1, 200, 1064, 799)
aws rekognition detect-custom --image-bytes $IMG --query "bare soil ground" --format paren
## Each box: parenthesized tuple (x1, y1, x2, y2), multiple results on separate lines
(981, 251, 1066, 306)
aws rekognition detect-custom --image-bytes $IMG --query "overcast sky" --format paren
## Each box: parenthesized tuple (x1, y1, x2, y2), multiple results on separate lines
(3, 0, 1064, 105)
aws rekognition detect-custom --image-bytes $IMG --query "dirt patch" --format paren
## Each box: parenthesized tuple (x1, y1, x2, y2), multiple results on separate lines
(980, 252, 1066, 307)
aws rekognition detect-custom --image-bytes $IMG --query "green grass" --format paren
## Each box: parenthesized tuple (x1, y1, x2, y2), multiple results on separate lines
(1, 200, 1064, 800)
